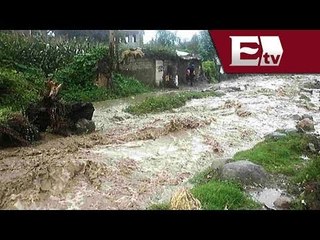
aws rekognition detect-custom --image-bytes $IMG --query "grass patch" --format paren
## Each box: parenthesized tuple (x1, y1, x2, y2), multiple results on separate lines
(189, 167, 219, 186)
(147, 179, 260, 210)
(232, 132, 320, 209)
(125, 91, 216, 115)
(233, 133, 311, 175)
(291, 157, 320, 209)
(148, 203, 171, 210)
(294, 156, 320, 184)
(191, 180, 261, 210)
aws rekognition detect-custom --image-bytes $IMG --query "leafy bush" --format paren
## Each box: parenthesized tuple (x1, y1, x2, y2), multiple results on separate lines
(202, 60, 216, 83)
(0, 32, 96, 76)
(112, 73, 151, 97)
(0, 106, 14, 122)
(142, 44, 177, 60)
(0, 68, 39, 109)
(55, 46, 108, 88)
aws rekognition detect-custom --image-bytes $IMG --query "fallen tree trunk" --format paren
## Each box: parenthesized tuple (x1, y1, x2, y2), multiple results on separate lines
(1, 80, 96, 148)
(26, 79, 95, 136)
(0, 114, 40, 148)
(25, 99, 95, 135)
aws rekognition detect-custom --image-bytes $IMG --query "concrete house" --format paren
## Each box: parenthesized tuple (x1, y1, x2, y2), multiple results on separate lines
(119, 49, 202, 87)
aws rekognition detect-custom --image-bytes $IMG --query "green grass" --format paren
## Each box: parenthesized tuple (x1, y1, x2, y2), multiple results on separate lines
(232, 132, 320, 209)
(291, 157, 320, 209)
(189, 168, 261, 210)
(233, 133, 311, 175)
(125, 91, 217, 115)
(148, 203, 171, 210)
(147, 180, 261, 210)
(189, 167, 219, 186)
(0, 107, 14, 122)
(191, 180, 261, 210)
(294, 156, 320, 184)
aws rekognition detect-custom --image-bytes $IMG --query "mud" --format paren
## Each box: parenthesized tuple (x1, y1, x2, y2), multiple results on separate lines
(1, 74, 320, 209)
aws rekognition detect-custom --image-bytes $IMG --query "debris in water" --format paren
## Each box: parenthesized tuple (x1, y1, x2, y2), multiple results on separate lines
(170, 188, 201, 210)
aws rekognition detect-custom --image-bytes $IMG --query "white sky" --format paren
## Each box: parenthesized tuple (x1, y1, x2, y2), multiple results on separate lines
(143, 30, 202, 43)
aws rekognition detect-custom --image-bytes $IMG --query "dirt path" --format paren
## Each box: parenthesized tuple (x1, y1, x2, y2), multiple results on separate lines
(1, 75, 319, 209)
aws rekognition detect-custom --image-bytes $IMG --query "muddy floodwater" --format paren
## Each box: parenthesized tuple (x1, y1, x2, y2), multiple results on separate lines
(1, 74, 319, 209)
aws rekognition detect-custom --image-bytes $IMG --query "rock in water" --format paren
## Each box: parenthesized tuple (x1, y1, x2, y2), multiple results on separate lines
(292, 114, 301, 120)
(265, 131, 287, 140)
(296, 118, 315, 132)
(308, 143, 317, 153)
(68, 102, 95, 122)
(75, 119, 96, 135)
(221, 160, 267, 185)
(273, 196, 292, 209)
(170, 188, 202, 210)
(301, 114, 314, 121)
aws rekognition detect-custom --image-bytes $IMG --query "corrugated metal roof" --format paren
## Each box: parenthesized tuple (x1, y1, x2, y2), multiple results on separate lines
(176, 50, 190, 57)
(175, 50, 201, 60)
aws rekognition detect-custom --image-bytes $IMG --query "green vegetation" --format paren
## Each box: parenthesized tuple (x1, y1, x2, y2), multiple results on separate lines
(147, 167, 261, 210)
(0, 32, 94, 76)
(232, 131, 320, 209)
(143, 45, 177, 60)
(148, 203, 171, 210)
(0, 32, 152, 119)
(147, 179, 260, 210)
(202, 61, 217, 83)
(191, 180, 261, 210)
(0, 107, 14, 122)
(126, 91, 216, 115)
(233, 133, 311, 175)
(156, 132, 320, 210)
(0, 68, 40, 109)
(189, 167, 218, 186)
(294, 156, 320, 184)
(111, 73, 152, 98)
(188, 167, 261, 210)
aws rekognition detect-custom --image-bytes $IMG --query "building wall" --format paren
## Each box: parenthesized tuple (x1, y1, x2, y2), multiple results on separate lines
(119, 57, 202, 87)
(120, 30, 144, 48)
(119, 58, 156, 86)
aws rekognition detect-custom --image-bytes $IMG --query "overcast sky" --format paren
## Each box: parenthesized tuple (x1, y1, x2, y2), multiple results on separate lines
(143, 30, 202, 43)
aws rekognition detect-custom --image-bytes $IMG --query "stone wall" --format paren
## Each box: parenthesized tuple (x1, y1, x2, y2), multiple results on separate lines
(119, 58, 156, 86)
(119, 57, 202, 87)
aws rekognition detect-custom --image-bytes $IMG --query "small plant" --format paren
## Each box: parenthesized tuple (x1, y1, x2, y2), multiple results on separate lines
(202, 60, 217, 83)
(148, 203, 171, 210)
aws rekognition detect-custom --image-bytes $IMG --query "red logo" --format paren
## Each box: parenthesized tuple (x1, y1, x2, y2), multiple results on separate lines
(230, 36, 283, 66)
(209, 30, 320, 73)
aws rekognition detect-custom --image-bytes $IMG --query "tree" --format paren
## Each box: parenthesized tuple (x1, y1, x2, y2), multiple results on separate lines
(198, 30, 217, 61)
(178, 34, 200, 53)
(154, 30, 180, 47)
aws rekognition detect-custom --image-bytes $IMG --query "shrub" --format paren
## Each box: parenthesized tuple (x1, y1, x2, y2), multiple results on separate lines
(202, 60, 217, 83)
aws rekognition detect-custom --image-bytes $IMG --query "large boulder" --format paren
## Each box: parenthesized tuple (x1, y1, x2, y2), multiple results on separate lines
(296, 118, 315, 132)
(265, 131, 287, 140)
(75, 118, 96, 135)
(221, 160, 268, 185)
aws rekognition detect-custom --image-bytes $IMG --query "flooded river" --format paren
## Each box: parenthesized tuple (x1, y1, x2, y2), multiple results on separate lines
(1, 74, 319, 209)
